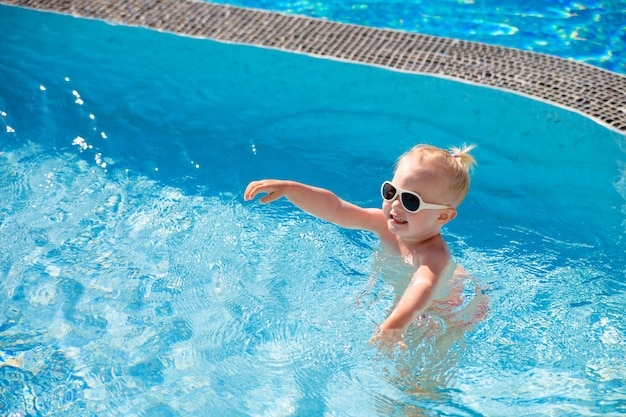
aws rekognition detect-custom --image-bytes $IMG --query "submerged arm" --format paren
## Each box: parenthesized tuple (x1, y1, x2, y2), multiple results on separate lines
(380, 273, 435, 331)
(371, 248, 450, 348)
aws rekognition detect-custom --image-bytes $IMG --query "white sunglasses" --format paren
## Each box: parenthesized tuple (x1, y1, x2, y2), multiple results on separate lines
(381, 181, 451, 213)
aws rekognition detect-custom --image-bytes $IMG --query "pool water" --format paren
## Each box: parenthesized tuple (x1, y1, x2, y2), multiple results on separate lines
(1, 5, 625, 417)
(209, 0, 626, 74)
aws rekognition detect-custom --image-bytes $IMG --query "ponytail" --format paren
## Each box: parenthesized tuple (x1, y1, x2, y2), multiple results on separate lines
(449, 144, 477, 172)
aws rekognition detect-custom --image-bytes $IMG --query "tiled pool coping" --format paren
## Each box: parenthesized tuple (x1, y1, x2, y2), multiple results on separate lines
(3, 0, 626, 132)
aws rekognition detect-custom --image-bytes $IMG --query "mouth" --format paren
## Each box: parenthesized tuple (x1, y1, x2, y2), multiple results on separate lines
(390, 214, 408, 225)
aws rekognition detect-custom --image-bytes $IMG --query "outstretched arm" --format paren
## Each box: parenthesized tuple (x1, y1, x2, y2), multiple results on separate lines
(244, 179, 386, 233)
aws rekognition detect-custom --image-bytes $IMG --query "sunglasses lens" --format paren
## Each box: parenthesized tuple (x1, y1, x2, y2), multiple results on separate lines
(382, 182, 397, 200)
(401, 193, 420, 212)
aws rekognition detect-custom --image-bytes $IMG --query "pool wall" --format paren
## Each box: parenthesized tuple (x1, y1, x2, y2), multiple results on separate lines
(2, 0, 626, 133)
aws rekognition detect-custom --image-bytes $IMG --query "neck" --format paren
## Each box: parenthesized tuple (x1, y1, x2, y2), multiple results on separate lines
(399, 230, 443, 250)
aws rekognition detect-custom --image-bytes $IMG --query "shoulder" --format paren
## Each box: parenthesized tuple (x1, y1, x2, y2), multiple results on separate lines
(414, 236, 451, 273)
(353, 207, 388, 235)
(410, 248, 452, 294)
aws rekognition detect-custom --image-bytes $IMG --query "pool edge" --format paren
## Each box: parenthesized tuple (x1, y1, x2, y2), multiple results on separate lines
(3, 0, 626, 133)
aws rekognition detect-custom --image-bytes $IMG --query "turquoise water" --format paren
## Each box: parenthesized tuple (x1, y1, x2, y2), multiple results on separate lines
(209, 0, 626, 74)
(1, 5, 625, 416)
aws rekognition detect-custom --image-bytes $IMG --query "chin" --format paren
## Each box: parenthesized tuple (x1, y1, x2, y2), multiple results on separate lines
(388, 220, 407, 233)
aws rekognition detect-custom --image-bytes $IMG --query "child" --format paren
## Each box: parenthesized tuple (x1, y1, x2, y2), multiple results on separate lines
(244, 144, 479, 348)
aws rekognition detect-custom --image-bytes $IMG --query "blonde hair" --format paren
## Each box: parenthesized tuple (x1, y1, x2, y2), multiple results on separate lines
(397, 144, 477, 207)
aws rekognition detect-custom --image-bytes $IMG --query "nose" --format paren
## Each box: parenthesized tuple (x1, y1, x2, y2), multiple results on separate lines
(389, 194, 403, 209)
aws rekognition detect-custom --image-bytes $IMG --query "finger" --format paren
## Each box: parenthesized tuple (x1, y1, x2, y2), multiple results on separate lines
(244, 181, 266, 201)
(243, 181, 258, 200)
(259, 191, 281, 204)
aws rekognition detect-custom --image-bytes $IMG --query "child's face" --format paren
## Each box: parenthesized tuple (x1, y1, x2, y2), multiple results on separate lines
(382, 158, 455, 241)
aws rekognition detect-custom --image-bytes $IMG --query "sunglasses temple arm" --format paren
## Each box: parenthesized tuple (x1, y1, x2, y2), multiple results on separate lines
(420, 202, 452, 210)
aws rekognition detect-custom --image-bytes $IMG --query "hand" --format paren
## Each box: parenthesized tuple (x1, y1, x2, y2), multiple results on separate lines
(370, 327, 407, 351)
(244, 180, 291, 204)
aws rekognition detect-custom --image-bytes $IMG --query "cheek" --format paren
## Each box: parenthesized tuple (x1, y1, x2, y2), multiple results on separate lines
(412, 211, 441, 226)
(382, 202, 392, 217)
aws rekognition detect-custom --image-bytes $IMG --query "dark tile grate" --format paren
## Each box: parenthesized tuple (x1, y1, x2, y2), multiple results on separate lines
(3, 0, 625, 131)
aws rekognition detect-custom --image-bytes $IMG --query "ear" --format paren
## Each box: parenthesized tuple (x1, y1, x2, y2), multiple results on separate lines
(437, 208, 457, 225)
